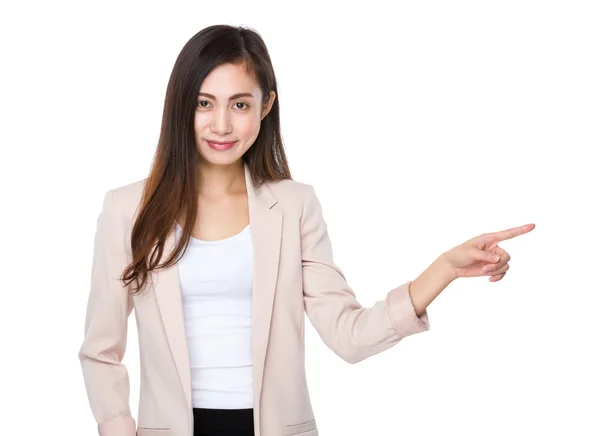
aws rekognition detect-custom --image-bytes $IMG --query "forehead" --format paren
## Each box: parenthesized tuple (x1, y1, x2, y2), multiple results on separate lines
(199, 63, 259, 95)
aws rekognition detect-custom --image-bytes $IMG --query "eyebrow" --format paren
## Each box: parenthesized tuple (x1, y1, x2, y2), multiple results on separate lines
(197, 92, 255, 100)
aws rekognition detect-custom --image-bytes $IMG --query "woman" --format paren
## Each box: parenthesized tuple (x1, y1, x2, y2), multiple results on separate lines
(78, 24, 534, 436)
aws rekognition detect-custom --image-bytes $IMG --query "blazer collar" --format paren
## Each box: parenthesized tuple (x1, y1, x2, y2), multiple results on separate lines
(151, 161, 283, 412)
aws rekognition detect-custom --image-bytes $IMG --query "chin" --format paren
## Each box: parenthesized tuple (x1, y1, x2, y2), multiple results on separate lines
(198, 148, 244, 166)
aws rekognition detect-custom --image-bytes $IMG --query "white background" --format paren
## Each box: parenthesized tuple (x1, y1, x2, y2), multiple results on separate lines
(1, 1, 599, 435)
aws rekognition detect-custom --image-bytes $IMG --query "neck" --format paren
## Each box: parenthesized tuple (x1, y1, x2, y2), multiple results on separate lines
(197, 160, 246, 197)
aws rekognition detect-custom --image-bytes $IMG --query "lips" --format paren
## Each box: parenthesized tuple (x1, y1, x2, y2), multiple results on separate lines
(207, 140, 235, 144)
(207, 140, 236, 150)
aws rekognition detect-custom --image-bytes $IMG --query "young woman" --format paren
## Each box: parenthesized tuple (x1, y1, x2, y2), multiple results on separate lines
(78, 24, 535, 436)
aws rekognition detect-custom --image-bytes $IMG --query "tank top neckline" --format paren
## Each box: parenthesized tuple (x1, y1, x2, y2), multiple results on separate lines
(176, 222, 250, 245)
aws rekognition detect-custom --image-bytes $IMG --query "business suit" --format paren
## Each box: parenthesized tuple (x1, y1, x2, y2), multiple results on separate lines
(78, 161, 431, 436)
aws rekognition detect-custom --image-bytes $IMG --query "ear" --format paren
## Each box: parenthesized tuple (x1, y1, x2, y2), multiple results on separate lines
(260, 90, 276, 120)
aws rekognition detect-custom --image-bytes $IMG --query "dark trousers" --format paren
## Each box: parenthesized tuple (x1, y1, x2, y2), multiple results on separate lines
(193, 408, 254, 436)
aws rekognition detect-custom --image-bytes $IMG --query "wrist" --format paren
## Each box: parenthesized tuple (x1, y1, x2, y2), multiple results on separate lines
(408, 254, 457, 317)
(438, 252, 458, 282)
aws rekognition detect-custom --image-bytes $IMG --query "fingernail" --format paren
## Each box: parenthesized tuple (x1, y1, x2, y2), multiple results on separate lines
(493, 255, 500, 261)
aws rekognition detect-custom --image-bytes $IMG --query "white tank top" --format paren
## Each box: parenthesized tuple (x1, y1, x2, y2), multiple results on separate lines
(175, 222, 254, 409)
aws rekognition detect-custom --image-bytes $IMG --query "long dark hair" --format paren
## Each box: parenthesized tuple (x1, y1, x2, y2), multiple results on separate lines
(121, 24, 291, 296)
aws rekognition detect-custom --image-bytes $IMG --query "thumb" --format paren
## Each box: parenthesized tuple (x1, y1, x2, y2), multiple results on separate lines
(469, 247, 500, 263)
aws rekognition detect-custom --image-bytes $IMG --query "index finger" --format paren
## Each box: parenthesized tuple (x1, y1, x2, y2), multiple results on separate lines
(486, 223, 536, 242)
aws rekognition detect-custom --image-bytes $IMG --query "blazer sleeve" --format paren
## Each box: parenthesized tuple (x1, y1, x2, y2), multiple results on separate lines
(301, 184, 430, 364)
(78, 189, 136, 436)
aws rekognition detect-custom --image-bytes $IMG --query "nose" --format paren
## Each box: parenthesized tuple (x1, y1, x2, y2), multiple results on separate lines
(210, 107, 232, 136)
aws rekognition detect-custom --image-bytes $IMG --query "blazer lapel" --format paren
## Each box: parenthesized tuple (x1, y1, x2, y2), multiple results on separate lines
(151, 161, 283, 412)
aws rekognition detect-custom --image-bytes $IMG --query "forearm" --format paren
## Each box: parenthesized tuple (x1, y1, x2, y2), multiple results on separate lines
(409, 254, 455, 317)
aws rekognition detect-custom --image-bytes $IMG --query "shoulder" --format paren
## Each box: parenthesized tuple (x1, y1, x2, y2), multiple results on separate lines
(266, 178, 325, 226)
(106, 177, 147, 218)
(103, 176, 320, 216)
(266, 177, 317, 208)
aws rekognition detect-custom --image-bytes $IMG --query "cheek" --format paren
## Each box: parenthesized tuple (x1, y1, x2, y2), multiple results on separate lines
(230, 112, 262, 139)
(240, 117, 261, 136)
(194, 112, 209, 130)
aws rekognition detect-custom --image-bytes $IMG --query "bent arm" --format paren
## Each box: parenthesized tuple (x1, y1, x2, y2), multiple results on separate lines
(301, 184, 431, 364)
(78, 190, 136, 436)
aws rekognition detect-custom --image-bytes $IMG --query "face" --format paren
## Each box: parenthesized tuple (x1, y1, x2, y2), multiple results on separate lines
(194, 62, 276, 168)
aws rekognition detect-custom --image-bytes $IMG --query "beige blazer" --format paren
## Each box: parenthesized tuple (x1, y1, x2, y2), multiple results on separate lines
(78, 162, 431, 436)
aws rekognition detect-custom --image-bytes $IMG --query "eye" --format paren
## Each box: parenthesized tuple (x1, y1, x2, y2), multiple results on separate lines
(196, 100, 249, 110)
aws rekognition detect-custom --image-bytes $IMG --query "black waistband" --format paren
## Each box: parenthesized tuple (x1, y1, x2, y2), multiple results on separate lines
(193, 408, 254, 432)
